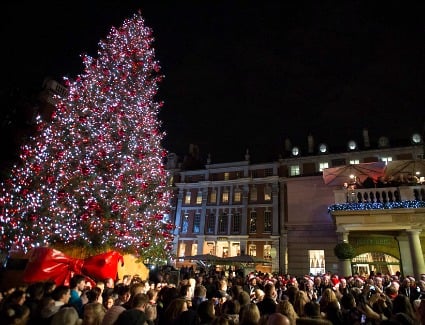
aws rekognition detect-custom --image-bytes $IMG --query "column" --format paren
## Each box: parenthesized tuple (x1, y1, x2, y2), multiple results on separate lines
(396, 235, 413, 276)
(406, 229, 425, 279)
(337, 231, 352, 277)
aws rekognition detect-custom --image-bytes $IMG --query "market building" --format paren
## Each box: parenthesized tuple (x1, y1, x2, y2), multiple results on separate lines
(167, 131, 425, 278)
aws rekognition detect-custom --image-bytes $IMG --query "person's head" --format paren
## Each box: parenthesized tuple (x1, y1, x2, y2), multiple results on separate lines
(51, 285, 71, 303)
(194, 284, 207, 298)
(116, 284, 131, 303)
(197, 300, 216, 323)
(276, 299, 298, 325)
(104, 277, 115, 288)
(267, 313, 291, 325)
(238, 291, 251, 307)
(83, 302, 106, 325)
(303, 301, 321, 318)
(264, 282, 276, 298)
(240, 303, 261, 325)
(222, 299, 240, 315)
(103, 295, 114, 309)
(164, 297, 188, 321)
(70, 274, 86, 291)
(50, 306, 82, 325)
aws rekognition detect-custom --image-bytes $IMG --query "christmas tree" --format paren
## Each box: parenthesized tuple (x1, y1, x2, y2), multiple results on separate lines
(0, 12, 175, 264)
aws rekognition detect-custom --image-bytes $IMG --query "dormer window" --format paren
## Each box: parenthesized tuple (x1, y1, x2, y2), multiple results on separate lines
(292, 146, 300, 156)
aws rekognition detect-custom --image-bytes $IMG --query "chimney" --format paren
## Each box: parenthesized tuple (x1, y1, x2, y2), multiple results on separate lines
(284, 138, 292, 151)
(363, 128, 370, 148)
(308, 134, 314, 154)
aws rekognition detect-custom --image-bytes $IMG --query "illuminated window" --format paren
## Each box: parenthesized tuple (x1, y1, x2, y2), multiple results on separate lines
(381, 157, 393, 165)
(222, 188, 229, 203)
(264, 186, 272, 201)
(289, 165, 300, 176)
(207, 214, 215, 234)
(219, 213, 228, 234)
(224, 172, 229, 180)
(196, 191, 202, 204)
(249, 244, 257, 256)
(234, 188, 242, 202)
(232, 212, 241, 233)
(309, 250, 325, 275)
(193, 213, 200, 233)
(349, 159, 360, 164)
(181, 214, 189, 233)
(191, 244, 197, 256)
(249, 211, 257, 233)
(184, 191, 191, 204)
(264, 211, 272, 233)
(179, 242, 186, 258)
(319, 162, 329, 172)
(250, 187, 257, 201)
(210, 189, 217, 203)
(264, 244, 271, 259)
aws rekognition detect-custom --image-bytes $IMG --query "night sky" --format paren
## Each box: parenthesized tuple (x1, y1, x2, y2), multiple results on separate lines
(2, 1, 424, 164)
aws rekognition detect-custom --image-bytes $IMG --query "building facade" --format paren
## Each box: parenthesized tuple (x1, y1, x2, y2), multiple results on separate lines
(168, 132, 425, 278)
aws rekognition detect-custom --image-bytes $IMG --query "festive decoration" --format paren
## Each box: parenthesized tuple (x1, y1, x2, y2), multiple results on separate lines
(333, 242, 356, 260)
(0, 12, 174, 263)
(23, 247, 124, 286)
(328, 200, 425, 212)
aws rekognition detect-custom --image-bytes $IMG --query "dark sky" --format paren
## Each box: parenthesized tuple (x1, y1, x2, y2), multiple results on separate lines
(2, 1, 424, 164)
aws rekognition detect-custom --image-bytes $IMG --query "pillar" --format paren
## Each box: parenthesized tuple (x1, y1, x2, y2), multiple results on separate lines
(406, 229, 425, 279)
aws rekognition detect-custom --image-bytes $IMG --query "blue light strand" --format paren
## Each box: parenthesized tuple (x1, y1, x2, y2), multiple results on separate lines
(328, 200, 425, 212)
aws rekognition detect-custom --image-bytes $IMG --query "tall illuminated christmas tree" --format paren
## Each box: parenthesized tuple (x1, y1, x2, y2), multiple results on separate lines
(0, 12, 174, 263)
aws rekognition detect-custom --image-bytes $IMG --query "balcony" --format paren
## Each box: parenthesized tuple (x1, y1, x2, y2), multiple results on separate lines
(329, 185, 425, 212)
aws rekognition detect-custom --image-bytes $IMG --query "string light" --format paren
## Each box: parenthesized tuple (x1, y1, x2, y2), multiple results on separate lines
(0, 12, 175, 263)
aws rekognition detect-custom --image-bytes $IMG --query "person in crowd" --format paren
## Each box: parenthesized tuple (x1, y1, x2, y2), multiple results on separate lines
(101, 278, 115, 303)
(318, 288, 338, 315)
(1, 303, 31, 325)
(123, 283, 145, 310)
(221, 299, 240, 324)
(257, 282, 278, 316)
(161, 297, 189, 325)
(293, 290, 310, 317)
(82, 302, 106, 325)
(323, 300, 343, 325)
(267, 312, 291, 325)
(115, 293, 156, 325)
(102, 295, 114, 310)
(192, 284, 208, 310)
(197, 299, 216, 325)
(239, 303, 261, 325)
(390, 294, 419, 324)
(40, 285, 71, 321)
(243, 275, 260, 302)
(50, 306, 82, 325)
(24, 281, 45, 325)
(276, 299, 298, 325)
(69, 274, 87, 318)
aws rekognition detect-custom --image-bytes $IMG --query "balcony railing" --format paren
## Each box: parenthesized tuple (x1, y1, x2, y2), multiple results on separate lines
(333, 185, 425, 204)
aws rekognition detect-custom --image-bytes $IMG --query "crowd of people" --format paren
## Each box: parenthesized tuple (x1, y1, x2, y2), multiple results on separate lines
(1, 268, 425, 325)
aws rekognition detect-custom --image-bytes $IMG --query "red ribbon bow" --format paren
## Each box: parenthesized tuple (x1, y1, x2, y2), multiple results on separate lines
(23, 247, 124, 286)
